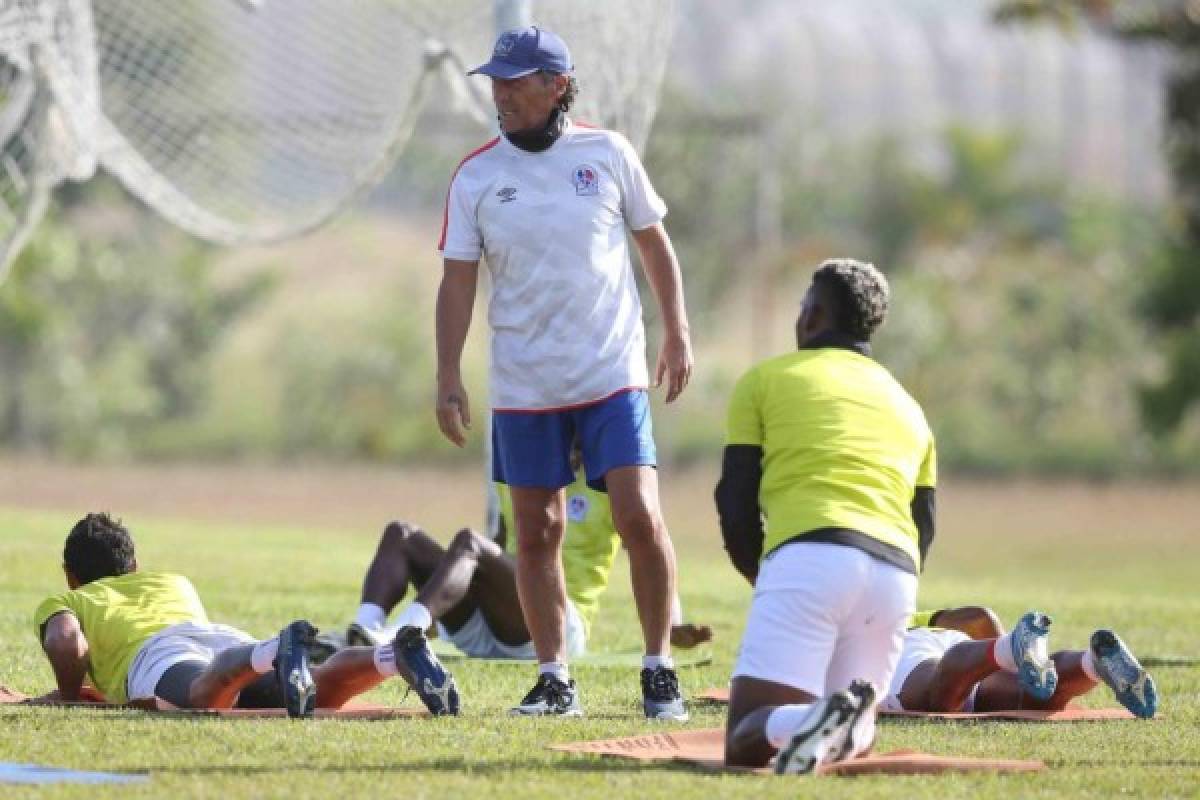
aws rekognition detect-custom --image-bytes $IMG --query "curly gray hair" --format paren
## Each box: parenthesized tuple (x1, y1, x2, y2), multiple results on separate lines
(812, 258, 889, 340)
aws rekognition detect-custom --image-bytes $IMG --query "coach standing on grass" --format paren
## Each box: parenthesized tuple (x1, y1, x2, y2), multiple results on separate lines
(716, 259, 937, 773)
(434, 26, 693, 720)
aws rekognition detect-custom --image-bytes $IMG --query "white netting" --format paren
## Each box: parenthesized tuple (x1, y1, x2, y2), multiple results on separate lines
(0, 0, 678, 276)
(402, 0, 678, 152)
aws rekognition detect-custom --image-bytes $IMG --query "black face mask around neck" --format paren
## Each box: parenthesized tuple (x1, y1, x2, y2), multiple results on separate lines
(503, 108, 566, 153)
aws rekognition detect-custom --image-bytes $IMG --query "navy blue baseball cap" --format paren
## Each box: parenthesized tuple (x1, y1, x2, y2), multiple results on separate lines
(468, 26, 573, 79)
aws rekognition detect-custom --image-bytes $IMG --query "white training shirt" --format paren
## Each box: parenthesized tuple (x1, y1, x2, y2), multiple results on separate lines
(439, 120, 667, 411)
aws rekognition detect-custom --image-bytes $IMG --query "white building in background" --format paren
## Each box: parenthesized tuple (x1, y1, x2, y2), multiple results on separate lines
(671, 0, 1168, 203)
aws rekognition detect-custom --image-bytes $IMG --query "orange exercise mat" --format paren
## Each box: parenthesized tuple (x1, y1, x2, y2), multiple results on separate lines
(0, 685, 426, 719)
(695, 688, 1137, 720)
(550, 728, 1045, 775)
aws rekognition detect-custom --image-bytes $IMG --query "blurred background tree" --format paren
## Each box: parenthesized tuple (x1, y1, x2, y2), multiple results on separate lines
(995, 0, 1200, 436)
(0, 181, 272, 458)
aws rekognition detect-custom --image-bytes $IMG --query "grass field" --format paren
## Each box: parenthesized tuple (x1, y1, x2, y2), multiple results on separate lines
(1, 462, 1198, 798)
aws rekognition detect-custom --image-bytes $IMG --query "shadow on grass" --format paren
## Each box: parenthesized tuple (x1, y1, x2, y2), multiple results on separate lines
(1046, 759, 1200, 769)
(123, 757, 713, 777)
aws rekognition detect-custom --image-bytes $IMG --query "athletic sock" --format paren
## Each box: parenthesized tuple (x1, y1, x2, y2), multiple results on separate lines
(354, 602, 387, 632)
(991, 633, 1018, 673)
(250, 637, 279, 674)
(539, 662, 570, 684)
(1080, 648, 1100, 682)
(373, 643, 400, 677)
(643, 654, 675, 671)
(765, 702, 815, 748)
(394, 602, 433, 632)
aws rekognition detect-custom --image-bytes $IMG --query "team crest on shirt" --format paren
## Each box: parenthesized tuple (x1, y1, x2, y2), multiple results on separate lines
(567, 493, 590, 522)
(572, 164, 600, 196)
(496, 186, 518, 203)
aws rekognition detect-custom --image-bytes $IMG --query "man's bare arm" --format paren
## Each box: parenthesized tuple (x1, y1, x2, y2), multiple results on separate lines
(40, 612, 90, 702)
(436, 258, 481, 447)
(631, 224, 693, 403)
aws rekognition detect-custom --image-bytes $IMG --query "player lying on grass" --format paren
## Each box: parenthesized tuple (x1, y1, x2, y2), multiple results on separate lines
(336, 470, 712, 717)
(880, 606, 1157, 718)
(33, 513, 459, 717)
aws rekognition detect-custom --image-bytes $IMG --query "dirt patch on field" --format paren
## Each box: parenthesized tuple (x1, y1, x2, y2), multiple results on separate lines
(2, 457, 1197, 547)
(0, 457, 485, 536)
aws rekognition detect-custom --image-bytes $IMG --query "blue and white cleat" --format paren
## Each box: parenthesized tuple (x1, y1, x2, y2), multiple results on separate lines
(1011, 611, 1058, 701)
(276, 619, 318, 718)
(394, 625, 460, 716)
(1090, 629, 1157, 719)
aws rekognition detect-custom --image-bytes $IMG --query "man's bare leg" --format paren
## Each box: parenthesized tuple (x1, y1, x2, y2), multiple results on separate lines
(511, 486, 568, 665)
(605, 465, 674, 658)
(185, 644, 268, 709)
(357, 522, 447, 620)
(921, 640, 1004, 711)
(311, 646, 413, 709)
(725, 676, 818, 767)
(412, 528, 529, 644)
(974, 651, 1097, 712)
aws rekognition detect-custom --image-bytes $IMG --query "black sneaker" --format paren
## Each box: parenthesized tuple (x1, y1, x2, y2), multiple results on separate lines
(346, 622, 384, 648)
(509, 674, 583, 717)
(393, 625, 459, 716)
(641, 666, 688, 721)
(275, 620, 318, 718)
(307, 631, 344, 666)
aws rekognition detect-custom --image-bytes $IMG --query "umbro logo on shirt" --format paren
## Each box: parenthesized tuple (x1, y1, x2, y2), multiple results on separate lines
(496, 187, 518, 203)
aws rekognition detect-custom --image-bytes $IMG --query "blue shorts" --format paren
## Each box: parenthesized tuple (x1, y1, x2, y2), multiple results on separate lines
(492, 389, 657, 491)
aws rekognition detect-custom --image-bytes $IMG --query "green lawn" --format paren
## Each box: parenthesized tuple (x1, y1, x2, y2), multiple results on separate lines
(1, 477, 1198, 798)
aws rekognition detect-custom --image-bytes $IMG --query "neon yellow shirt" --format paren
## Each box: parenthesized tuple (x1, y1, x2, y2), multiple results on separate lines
(33, 572, 209, 703)
(907, 610, 939, 629)
(496, 477, 621, 637)
(725, 347, 936, 572)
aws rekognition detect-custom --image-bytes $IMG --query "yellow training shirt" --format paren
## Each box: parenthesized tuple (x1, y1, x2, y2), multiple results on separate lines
(908, 609, 940, 629)
(725, 346, 936, 573)
(496, 478, 621, 637)
(33, 572, 209, 703)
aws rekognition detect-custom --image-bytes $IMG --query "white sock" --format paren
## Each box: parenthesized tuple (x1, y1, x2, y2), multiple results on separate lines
(670, 593, 684, 627)
(991, 634, 1018, 672)
(539, 662, 569, 683)
(354, 602, 387, 632)
(765, 702, 815, 748)
(1080, 649, 1100, 682)
(395, 602, 433, 632)
(249, 637, 279, 674)
(643, 654, 674, 671)
(373, 643, 400, 678)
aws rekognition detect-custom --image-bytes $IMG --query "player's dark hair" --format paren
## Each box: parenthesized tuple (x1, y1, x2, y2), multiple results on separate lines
(63, 512, 136, 585)
(812, 258, 889, 341)
(539, 71, 579, 112)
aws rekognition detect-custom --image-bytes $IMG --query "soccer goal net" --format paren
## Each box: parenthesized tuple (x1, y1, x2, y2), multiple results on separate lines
(0, 0, 677, 278)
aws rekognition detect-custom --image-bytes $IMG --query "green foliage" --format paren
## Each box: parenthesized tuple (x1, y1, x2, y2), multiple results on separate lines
(272, 296, 470, 462)
(0, 203, 271, 458)
(996, 0, 1200, 442)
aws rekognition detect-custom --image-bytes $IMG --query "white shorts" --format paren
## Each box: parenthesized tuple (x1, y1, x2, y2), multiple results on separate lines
(436, 600, 587, 660)
(126, 621, 256, 701)
(879, 627, 974, 712)
(733, 541, 917, 697)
